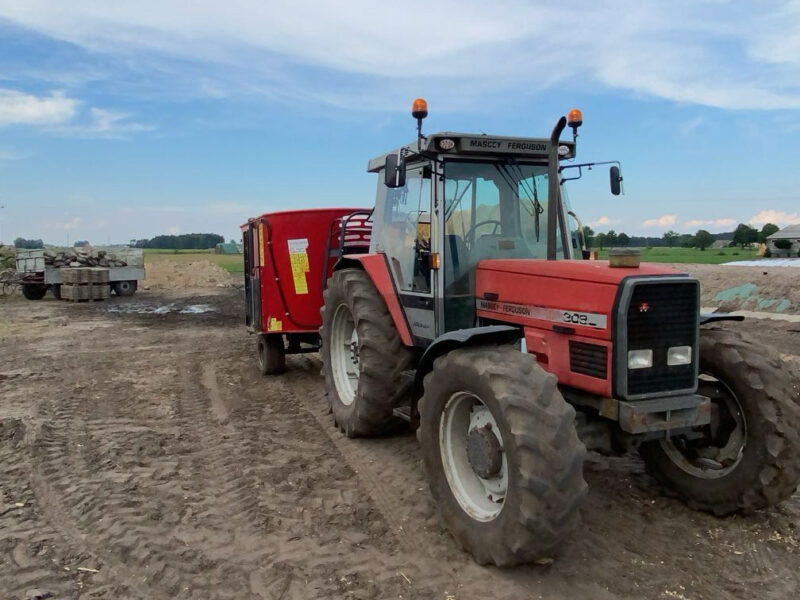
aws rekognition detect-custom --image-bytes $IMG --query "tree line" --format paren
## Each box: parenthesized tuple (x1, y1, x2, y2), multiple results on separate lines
(584, 223, 779, 250)
(13, 237, 45, 249)
(130, 233, 225, 249)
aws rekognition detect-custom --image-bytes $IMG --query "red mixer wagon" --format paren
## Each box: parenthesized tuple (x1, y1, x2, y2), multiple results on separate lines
(241, 208, 371, 373)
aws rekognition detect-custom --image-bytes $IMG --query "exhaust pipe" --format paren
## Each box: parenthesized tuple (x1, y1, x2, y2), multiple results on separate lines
(547, 116, 567, 261)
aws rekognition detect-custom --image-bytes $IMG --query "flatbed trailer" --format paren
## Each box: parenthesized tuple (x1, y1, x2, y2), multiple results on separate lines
(15, 248, 145, 300)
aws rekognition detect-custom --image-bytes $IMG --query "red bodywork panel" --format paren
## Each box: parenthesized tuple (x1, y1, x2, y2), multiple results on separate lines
(350, 254, 414, 346)
(242, 208, 368, 333)
(476, 259, 686, 396)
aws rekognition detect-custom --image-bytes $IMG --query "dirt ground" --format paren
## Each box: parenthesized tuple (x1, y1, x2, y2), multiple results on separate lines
(1, 288, 800, 600)
(671, 263, 800, 315)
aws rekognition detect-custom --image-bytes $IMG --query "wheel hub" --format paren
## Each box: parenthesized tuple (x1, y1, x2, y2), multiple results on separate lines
(439, 393, 508, 521)
(349, 340, 360, 366)
(466, 425, 503, 479)
(661, 373, 746, 479)
(330, 303, 360, 406)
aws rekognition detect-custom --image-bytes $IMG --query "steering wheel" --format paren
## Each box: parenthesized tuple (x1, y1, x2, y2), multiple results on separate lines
(465, 219, 502, 244)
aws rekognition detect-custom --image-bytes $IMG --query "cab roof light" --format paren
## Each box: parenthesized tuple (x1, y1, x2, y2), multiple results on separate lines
(412, 97, 428, 143)
(412, 97, 428, 120)
(567, 108, 583, 128)
(568, 108, 583, 143)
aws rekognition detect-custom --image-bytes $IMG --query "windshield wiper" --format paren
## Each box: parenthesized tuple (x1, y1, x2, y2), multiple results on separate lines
(502, 159, 544, 241)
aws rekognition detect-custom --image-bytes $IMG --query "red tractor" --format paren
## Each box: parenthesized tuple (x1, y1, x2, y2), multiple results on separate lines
(244, 100, 800, 566)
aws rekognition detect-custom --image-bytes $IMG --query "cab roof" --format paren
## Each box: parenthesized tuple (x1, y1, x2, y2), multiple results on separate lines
(367, 131, 576, 172)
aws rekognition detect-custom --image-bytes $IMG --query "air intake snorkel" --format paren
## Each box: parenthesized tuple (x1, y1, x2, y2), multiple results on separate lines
(547, 116, 567, 261)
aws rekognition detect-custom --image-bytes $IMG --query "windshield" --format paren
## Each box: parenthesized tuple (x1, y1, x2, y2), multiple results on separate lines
(441, 159, 567, 329)
(443, 160, 566, 261)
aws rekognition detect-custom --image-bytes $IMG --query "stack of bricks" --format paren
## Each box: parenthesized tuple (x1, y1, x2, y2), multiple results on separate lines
(60, 267, 111, 302)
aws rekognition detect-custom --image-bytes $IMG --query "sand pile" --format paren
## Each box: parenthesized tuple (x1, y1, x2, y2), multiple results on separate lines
(142, 260, 237, 290)
(672, 263, 800, 315)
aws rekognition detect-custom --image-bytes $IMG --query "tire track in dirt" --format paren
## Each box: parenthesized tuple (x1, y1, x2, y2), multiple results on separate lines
(25, 330, 232, 598)
(0, 419, 93, 600)
(195, 340, 429, 599)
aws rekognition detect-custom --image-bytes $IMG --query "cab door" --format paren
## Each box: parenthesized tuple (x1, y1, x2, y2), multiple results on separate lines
(372, 163, 436, 346)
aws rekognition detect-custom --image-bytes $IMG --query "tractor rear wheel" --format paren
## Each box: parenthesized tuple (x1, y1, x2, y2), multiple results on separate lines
(257, 334, 286, 375)
(320, 268, 412, 437)
(418, 345, 587, 566)
(640, 328, 800, 515)
(22, 284, 48, 300)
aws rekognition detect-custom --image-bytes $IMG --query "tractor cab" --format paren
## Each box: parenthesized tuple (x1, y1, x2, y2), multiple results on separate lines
(367, 103, 620, 340)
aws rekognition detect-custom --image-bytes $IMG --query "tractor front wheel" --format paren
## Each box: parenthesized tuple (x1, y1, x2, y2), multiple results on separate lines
(418, 345, 587, 566)
(321, 269, 412, 437)
(640, 328, 800, 515)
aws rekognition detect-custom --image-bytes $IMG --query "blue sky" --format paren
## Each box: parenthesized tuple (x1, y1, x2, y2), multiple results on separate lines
(0, 0, 799, 244)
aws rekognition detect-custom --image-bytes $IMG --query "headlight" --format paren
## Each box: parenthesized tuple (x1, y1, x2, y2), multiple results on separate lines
(667, 345, 692, 366)
(628, 349, 653, 369)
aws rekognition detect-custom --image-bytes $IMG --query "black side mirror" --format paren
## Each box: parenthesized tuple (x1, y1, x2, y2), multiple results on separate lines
(385, 154, 406, 188)
(610, 165, 623, 196)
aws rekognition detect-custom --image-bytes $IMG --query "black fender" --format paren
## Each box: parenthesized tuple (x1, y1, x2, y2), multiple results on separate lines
(413, 325, 522, 398)
(333, 256, 363, 272)
(700, 312, 745, 326)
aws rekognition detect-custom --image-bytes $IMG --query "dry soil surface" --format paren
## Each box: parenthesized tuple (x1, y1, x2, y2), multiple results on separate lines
(1, 289, 800, 600)
(672, 263, 800, 315)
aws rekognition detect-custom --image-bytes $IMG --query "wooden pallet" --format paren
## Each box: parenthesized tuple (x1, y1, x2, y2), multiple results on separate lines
(61, 282, 110, 302)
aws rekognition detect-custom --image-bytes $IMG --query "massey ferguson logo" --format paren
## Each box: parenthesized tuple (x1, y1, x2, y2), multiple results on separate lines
(638, 302, 651, 313)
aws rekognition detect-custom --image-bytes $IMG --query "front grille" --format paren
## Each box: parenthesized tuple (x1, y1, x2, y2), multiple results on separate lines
(622, 280, 698, 397)
(569, 341, 608, 379)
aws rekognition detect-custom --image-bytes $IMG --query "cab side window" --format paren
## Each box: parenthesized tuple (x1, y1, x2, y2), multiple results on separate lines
(382, 165, 432, 293)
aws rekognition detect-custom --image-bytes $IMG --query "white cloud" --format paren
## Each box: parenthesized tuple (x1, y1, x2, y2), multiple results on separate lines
(0, 88, 77, 126)
(0, 148, 32, 160)
(0, 86, 152, 137)
(52, 107, 154, 138)
(589, 216, 621, 228)
(748, 209, 800, 226)
(44, 216, 83, 230)
(683, 218, 736, 229)
(642, 214, 678, 228)
(168, 226, 180, 234)
(0, 1, 798, 110)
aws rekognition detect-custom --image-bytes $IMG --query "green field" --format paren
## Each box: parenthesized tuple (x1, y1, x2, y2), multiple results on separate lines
(592, 246, 758, 264)
(143, 248, 244, 273)
(142, 245, 760, 272)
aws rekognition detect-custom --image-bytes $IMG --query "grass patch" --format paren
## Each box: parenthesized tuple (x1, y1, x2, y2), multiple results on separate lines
(144, 249, 244, 274)
(591, 247, 759, 264)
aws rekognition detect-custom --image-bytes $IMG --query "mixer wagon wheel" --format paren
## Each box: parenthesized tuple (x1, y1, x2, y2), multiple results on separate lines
(257, 334, 286, 375)
(418, 345, 587, 566)
(640, 328, 800, 515)
(321, 268, 412, 438)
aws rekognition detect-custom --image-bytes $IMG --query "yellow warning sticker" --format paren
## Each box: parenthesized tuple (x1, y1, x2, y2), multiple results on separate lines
(268, 317, 283, 331)
(287, 238, 310, 295)
(258, 222, 266, 267)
